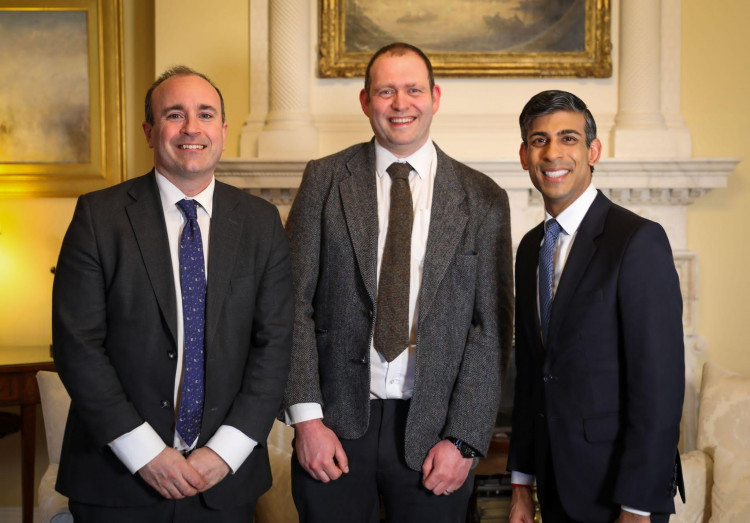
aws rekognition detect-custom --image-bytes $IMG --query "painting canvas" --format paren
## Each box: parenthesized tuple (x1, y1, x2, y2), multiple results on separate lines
(0, 10, 91, 164)
(0, 0, 123, 198)
(320, 0, 611, 78)
(346, 0, 585, 53)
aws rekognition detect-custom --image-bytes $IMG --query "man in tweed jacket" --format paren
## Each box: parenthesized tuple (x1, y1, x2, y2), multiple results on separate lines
(283, 42, 513, 522)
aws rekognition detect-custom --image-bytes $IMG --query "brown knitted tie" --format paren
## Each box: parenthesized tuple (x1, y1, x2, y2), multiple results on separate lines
(374, 162, 414, 362)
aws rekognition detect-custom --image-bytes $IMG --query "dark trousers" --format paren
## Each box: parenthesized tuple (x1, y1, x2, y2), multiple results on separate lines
(538, 454, 669, 523)
(69, 495, 255, 523)
(292, 399, 473, 523)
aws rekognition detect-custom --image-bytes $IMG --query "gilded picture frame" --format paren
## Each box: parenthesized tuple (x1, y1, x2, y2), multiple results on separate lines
(319, 0, 612, 78)
(0, 0, 124, 197)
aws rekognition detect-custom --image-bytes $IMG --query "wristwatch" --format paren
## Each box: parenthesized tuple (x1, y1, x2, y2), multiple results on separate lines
(446, 437, 479, 458)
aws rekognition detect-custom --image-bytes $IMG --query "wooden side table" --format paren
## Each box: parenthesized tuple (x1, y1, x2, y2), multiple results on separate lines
(0, 346, 56, 523)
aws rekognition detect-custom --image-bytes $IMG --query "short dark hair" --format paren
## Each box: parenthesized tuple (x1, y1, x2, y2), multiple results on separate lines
(519, 90, 597, 147)
(144, 65, 225, 125)
(363, 42, 435, 98)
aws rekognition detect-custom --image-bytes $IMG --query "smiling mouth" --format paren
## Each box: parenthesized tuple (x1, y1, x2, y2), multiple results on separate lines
(389, 117, 415, 124)
(179, 144, 206, 150)
(543, 169, 569, 179)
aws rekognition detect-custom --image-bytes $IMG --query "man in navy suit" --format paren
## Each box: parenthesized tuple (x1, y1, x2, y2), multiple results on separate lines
(508, 90, 685, 523)
(53, 66, 292, 522)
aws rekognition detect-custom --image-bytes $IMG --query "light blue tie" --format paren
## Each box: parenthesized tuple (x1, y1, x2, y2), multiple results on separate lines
(175, 199, 206, 447)
(539, 219, 561, 344)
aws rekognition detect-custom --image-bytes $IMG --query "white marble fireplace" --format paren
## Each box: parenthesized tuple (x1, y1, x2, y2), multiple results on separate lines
(214, 0, 740, 451)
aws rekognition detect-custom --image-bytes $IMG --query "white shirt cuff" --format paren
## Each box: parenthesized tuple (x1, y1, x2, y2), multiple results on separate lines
(510, 471, 534, 486)
(285, 403, 324, 426)
(108, 422, 167, 474)
(205, 425, 257, 474)
(622, 506, 650, 516)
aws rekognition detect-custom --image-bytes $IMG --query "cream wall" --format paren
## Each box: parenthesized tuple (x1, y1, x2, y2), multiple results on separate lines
(684, 0, 750, 377)
(0, 0, 747, 512)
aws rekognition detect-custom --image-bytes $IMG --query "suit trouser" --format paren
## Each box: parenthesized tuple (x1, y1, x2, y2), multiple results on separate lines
(538, 450, 670, 523)
(69, 494, 255, 523)
(291, 399, 474, 523)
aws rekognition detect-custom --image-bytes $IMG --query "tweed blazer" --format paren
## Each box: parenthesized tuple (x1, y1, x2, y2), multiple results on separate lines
(284, 140, 513, 470)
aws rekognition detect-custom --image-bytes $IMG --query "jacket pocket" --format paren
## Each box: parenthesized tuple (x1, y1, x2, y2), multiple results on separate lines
(583, 412, 620, 443)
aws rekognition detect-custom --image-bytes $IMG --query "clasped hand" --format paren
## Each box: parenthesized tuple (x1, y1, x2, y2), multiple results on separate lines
(138, 447, 230, 499)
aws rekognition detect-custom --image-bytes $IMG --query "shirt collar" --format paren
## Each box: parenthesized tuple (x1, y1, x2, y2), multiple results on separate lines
(545, 182, 597, 236)
(374, 138, 435, 180)
(155, 169, 215, 218)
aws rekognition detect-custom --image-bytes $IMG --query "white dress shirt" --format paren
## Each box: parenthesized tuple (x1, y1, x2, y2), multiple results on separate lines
(286, 139, 438, 425)
(108, 171, 256, 474)
(511, 183, 648, 516)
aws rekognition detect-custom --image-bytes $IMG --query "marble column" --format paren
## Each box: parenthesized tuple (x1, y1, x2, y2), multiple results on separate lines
(257, 0, 318, 159)
(612, 0, 685, 158)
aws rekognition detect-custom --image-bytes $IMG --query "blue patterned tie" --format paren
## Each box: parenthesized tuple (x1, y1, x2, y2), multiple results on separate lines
(539, 219, 561, 344)
(175, 199, 206, 447)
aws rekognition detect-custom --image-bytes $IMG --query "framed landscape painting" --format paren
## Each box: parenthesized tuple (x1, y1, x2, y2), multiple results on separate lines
(319, 0, 611, 78)
(0, 0, 123, 197)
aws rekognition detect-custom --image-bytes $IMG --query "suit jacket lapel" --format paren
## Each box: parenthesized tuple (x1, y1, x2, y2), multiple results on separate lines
(518, 223, 545, 354)
(126, 171, 178, 345)
(339, 141, 379, 305)
(547, 191, 610, 345)
(205, 182, 243, 348)
(418, 145, 468, 322)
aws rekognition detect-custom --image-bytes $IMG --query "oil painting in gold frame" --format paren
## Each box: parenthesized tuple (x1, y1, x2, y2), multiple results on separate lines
(0, 0, 123, 197)
(319, 0, 611, 78)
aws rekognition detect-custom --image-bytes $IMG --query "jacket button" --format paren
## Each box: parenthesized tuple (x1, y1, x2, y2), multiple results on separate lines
(360, 356, 367, 364)
(160, 400, 172, 409)
(167, 351, 177, 359)
(543, 374, 551, 383)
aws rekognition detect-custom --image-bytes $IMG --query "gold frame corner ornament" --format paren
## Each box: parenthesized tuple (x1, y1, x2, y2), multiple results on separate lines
(0, 0, 124, 197)
(319, 0, 612, 79)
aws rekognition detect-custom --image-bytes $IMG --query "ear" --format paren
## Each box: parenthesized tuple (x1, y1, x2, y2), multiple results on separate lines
(431, 84, 441, 114)
(519, 142, 529, 170)
(359, 89, 371, 117)
(221, 121, 228, 151)
(588, 137, 602, 166)
(142, 121, 155, 149)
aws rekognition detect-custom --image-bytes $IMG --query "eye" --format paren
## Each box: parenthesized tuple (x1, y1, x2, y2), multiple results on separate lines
(562, 135, 578, 143)
(531, 137, 547, 146)
(378, 89, 394, 97)
(166, 113, 183, 120)
(198, 112, 214, 120)
(409, 88, 422, 94)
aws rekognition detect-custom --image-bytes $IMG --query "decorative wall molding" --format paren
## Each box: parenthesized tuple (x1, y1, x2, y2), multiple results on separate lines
(217, 157, 738, 206)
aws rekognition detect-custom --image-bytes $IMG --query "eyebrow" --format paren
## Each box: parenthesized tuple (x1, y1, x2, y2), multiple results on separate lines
(161, 104, 218, 115)
(529, 129, 582, 139)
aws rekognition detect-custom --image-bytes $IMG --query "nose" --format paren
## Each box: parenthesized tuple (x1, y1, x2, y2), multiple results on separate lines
(181, 113, 200, 135)
(543, 138, 564, 160)
(391, 91, 408, 111)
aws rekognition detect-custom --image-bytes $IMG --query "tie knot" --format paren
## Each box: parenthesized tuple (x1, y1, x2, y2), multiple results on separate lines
(386, 162, 413, 182)
(545, 219, 562, 239)
(177, 199, 199, 221)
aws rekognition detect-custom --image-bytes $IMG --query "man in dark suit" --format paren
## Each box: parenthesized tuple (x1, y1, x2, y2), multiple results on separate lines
(52, 66, 293, 522)
(284, 43, 513, 522)
(508, 90, 685, 523)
